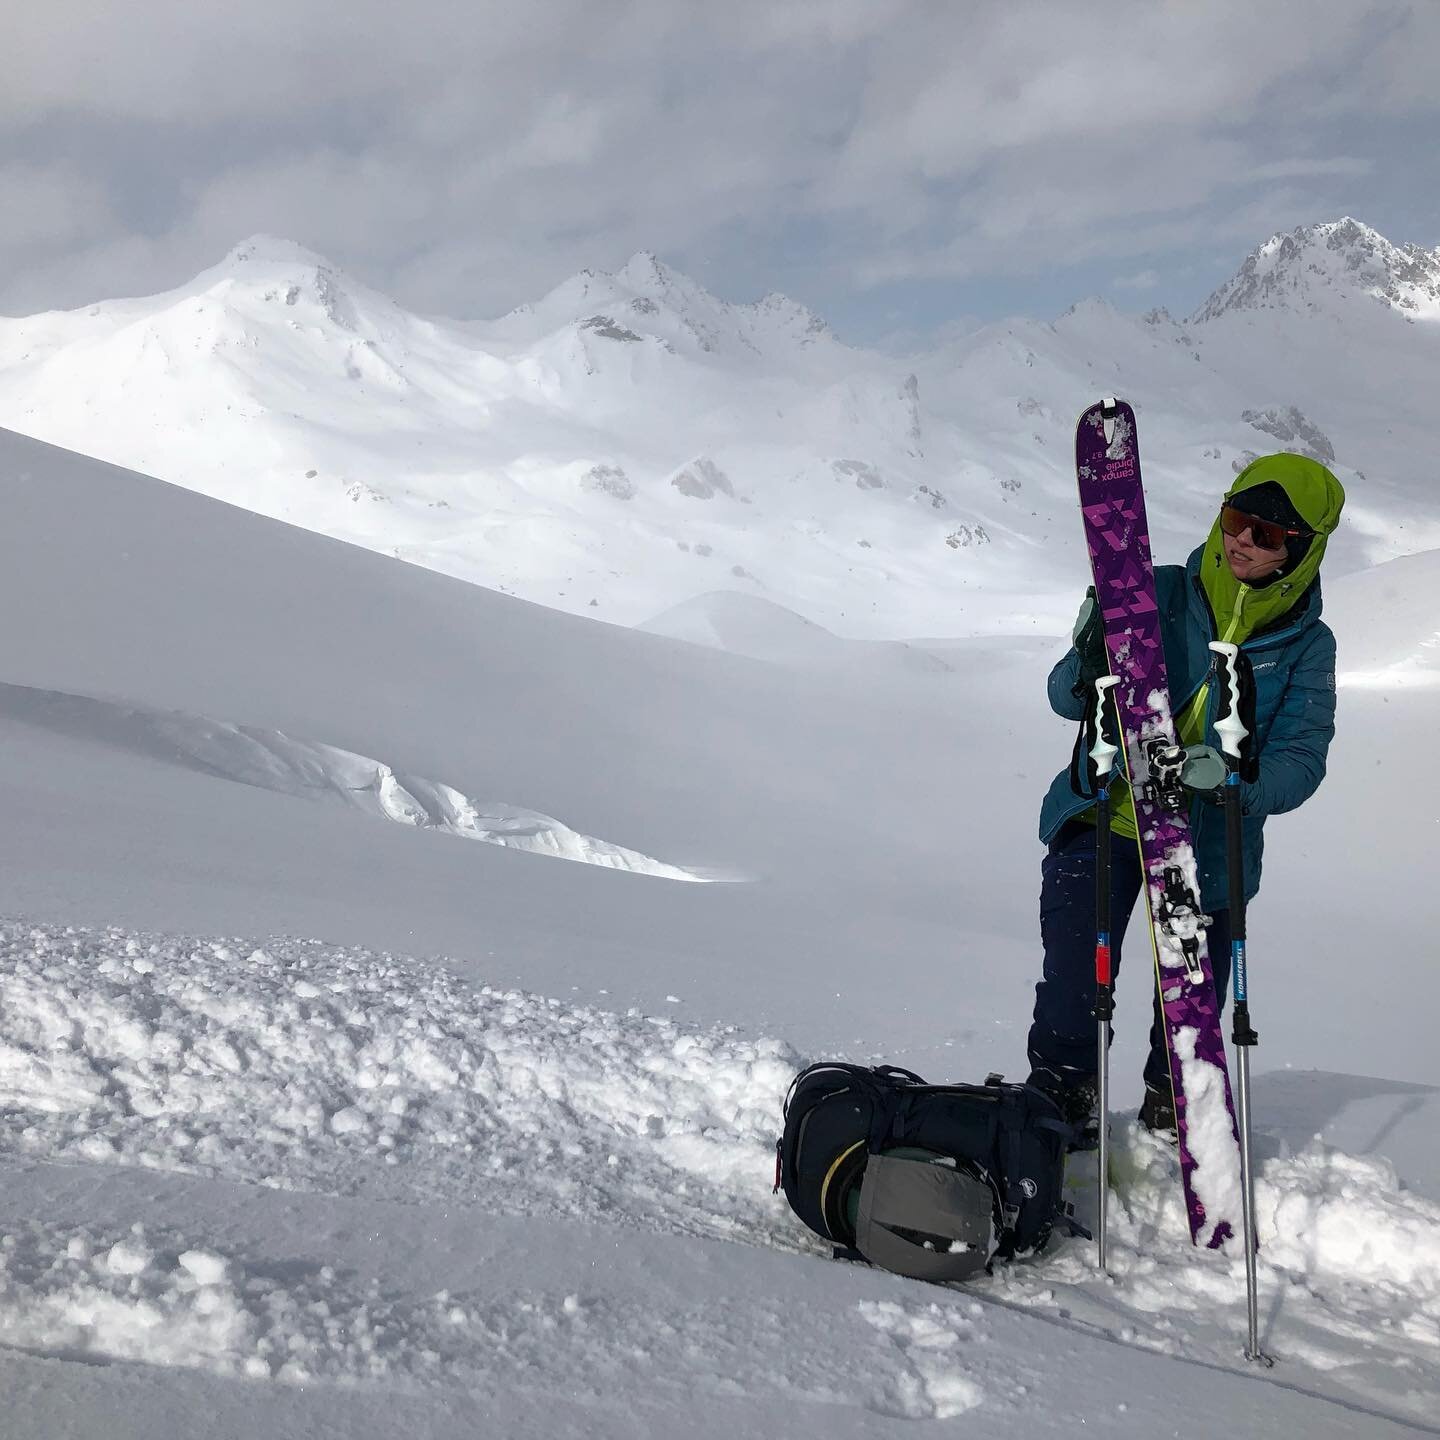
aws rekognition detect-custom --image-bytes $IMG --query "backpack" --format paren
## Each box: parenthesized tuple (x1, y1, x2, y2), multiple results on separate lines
(774, 1063, 1081, 1283)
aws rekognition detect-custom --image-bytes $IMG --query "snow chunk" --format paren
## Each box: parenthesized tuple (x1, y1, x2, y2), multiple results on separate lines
(329, 1106, 367, 1136)
(105, 1238, 153, 1276)
(178, 1249, 230, 1286)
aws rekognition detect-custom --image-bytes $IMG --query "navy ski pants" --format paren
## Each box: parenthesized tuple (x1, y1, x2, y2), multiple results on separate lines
(1026, 821, 1232, 1094)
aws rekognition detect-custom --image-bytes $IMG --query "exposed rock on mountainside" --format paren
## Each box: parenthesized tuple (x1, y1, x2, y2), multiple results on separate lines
(582, 464, 636, 500)
(833, 459, 884, 491)
(671, 457, 734, 500)
(1240, 406, 1336, 463)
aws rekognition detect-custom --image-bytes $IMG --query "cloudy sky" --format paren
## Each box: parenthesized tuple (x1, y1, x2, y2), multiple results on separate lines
(6, 0, 1439, 345)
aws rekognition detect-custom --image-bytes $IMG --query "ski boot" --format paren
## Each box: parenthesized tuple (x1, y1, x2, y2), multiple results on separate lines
(1028, 1067, 1100, 1152)
(1138, 1083, 1178, 1146)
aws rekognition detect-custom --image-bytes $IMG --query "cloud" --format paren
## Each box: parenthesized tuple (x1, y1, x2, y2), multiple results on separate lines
(1, 0, 1436, 327)
(1113, 270, 1161, 292)
(0, 164, 115, 252)
(1244, 157, 1375, 182)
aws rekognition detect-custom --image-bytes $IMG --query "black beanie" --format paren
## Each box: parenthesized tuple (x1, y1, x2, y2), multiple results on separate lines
(1231, 479, 1313, 576)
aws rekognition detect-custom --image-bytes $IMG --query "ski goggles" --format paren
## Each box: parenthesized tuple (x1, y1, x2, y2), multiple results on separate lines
(1219, 503, 1314, 552)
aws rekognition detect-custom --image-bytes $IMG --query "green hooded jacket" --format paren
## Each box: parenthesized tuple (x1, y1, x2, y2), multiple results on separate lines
(1197, 453, 1348, 646)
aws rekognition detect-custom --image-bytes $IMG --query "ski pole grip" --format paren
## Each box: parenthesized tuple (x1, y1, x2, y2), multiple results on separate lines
(1209, 642, 1248, 768)
(1089, 675, 1120, 783)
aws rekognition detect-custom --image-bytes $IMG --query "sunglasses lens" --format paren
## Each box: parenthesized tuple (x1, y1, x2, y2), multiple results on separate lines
(1221, 506, 1286, 550)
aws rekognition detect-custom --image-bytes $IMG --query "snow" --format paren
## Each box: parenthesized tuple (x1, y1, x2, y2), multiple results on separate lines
(1172, 1026, 1244, 1251)
(2, 916, 1438, 1431)
(0, 919, 795, 1228)
(1329, 548, 1440, 689)
(0, 219, 1437, 1434)
(1193, 219, 1440, 326)
(2, 218, 1438, 644)
(0, 681, 710, 880)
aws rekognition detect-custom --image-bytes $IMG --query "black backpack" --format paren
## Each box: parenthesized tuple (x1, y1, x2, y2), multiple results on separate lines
(775, 1063, 1081, 1283)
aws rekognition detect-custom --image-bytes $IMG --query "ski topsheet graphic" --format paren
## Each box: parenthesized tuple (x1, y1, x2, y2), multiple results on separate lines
(1075, 397, 1242, 1248)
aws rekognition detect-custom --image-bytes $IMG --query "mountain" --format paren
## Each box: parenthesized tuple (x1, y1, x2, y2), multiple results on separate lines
(490, 248, 836, 359)
(0, 236, 975, 636)
(0, 221, 1437, 638)
(1191, 217, 1440, 324)
(1177, 220, 1440, 531)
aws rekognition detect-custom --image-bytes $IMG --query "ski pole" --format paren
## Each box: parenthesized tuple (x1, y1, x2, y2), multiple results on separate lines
(1209, 641, 1272, 1366)
(1089, 675, 1121, 1273)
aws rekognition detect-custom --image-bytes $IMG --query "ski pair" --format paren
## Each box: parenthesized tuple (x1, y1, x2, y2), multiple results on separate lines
(1074, 401, 1267, 1346)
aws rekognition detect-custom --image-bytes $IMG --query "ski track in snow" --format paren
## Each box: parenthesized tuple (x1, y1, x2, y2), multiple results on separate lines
(0, 681, 712, 882)
(0, 918, 1437, 1426)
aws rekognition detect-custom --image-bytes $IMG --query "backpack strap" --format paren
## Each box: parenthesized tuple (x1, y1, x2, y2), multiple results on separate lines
(868, 1088, 916, 1153)
(1058, 1203, 1093, 1242)
(1031, 1116, 1079, 1140)
(995, 1098, 1027, 1258)
(993, 1091, 1076, 1257)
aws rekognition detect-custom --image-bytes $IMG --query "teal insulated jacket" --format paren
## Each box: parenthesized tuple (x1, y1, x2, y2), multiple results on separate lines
(1038, 546, 1338, 910)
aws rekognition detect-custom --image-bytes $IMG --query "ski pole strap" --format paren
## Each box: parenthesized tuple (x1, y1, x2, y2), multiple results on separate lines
(1068, 721, 1091, 798)
(1069, 675, 1121, 798)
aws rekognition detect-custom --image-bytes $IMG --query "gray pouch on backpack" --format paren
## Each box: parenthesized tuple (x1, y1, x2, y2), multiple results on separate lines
(853, 1152, 996, 1282)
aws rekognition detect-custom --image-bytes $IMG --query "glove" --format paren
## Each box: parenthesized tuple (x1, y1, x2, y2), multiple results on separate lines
(1071, 587, 1108, 689)
(1180, 744, 1228, 800)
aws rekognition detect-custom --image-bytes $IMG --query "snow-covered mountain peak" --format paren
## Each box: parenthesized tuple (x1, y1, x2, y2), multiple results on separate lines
(221, 234, 335, 274)
(1059, 296, 1122, 325)
(614, 249, 681, 292)
(1192, 217, 1440, 324)
(755, 290, 830, 340)
(181, 235, 412, 338)
(0, 240, 357, 381)
(499, 251, 835, 360)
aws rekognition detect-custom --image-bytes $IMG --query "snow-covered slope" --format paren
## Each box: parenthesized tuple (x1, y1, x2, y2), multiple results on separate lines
(0, 237, 990, 636)
(1, 427, 1439, 1436)
(1, 221, 1436, 638)
(638, 590, 956, 674)
(1330, 547, 1440, 688)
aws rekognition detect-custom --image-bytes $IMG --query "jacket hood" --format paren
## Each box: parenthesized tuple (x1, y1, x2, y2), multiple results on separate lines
(1197, 453, 1345, 642)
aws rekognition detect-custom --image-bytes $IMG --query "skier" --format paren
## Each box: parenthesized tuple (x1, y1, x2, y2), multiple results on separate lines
(1026, 453, 1346, 1136)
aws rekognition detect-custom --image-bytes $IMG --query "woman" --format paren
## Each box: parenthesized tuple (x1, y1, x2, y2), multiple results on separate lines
(1026, 453, 1346, 1135)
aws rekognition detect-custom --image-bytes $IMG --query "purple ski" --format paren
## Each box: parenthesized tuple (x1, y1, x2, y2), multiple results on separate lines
(1075, 397, 1241, 1249)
